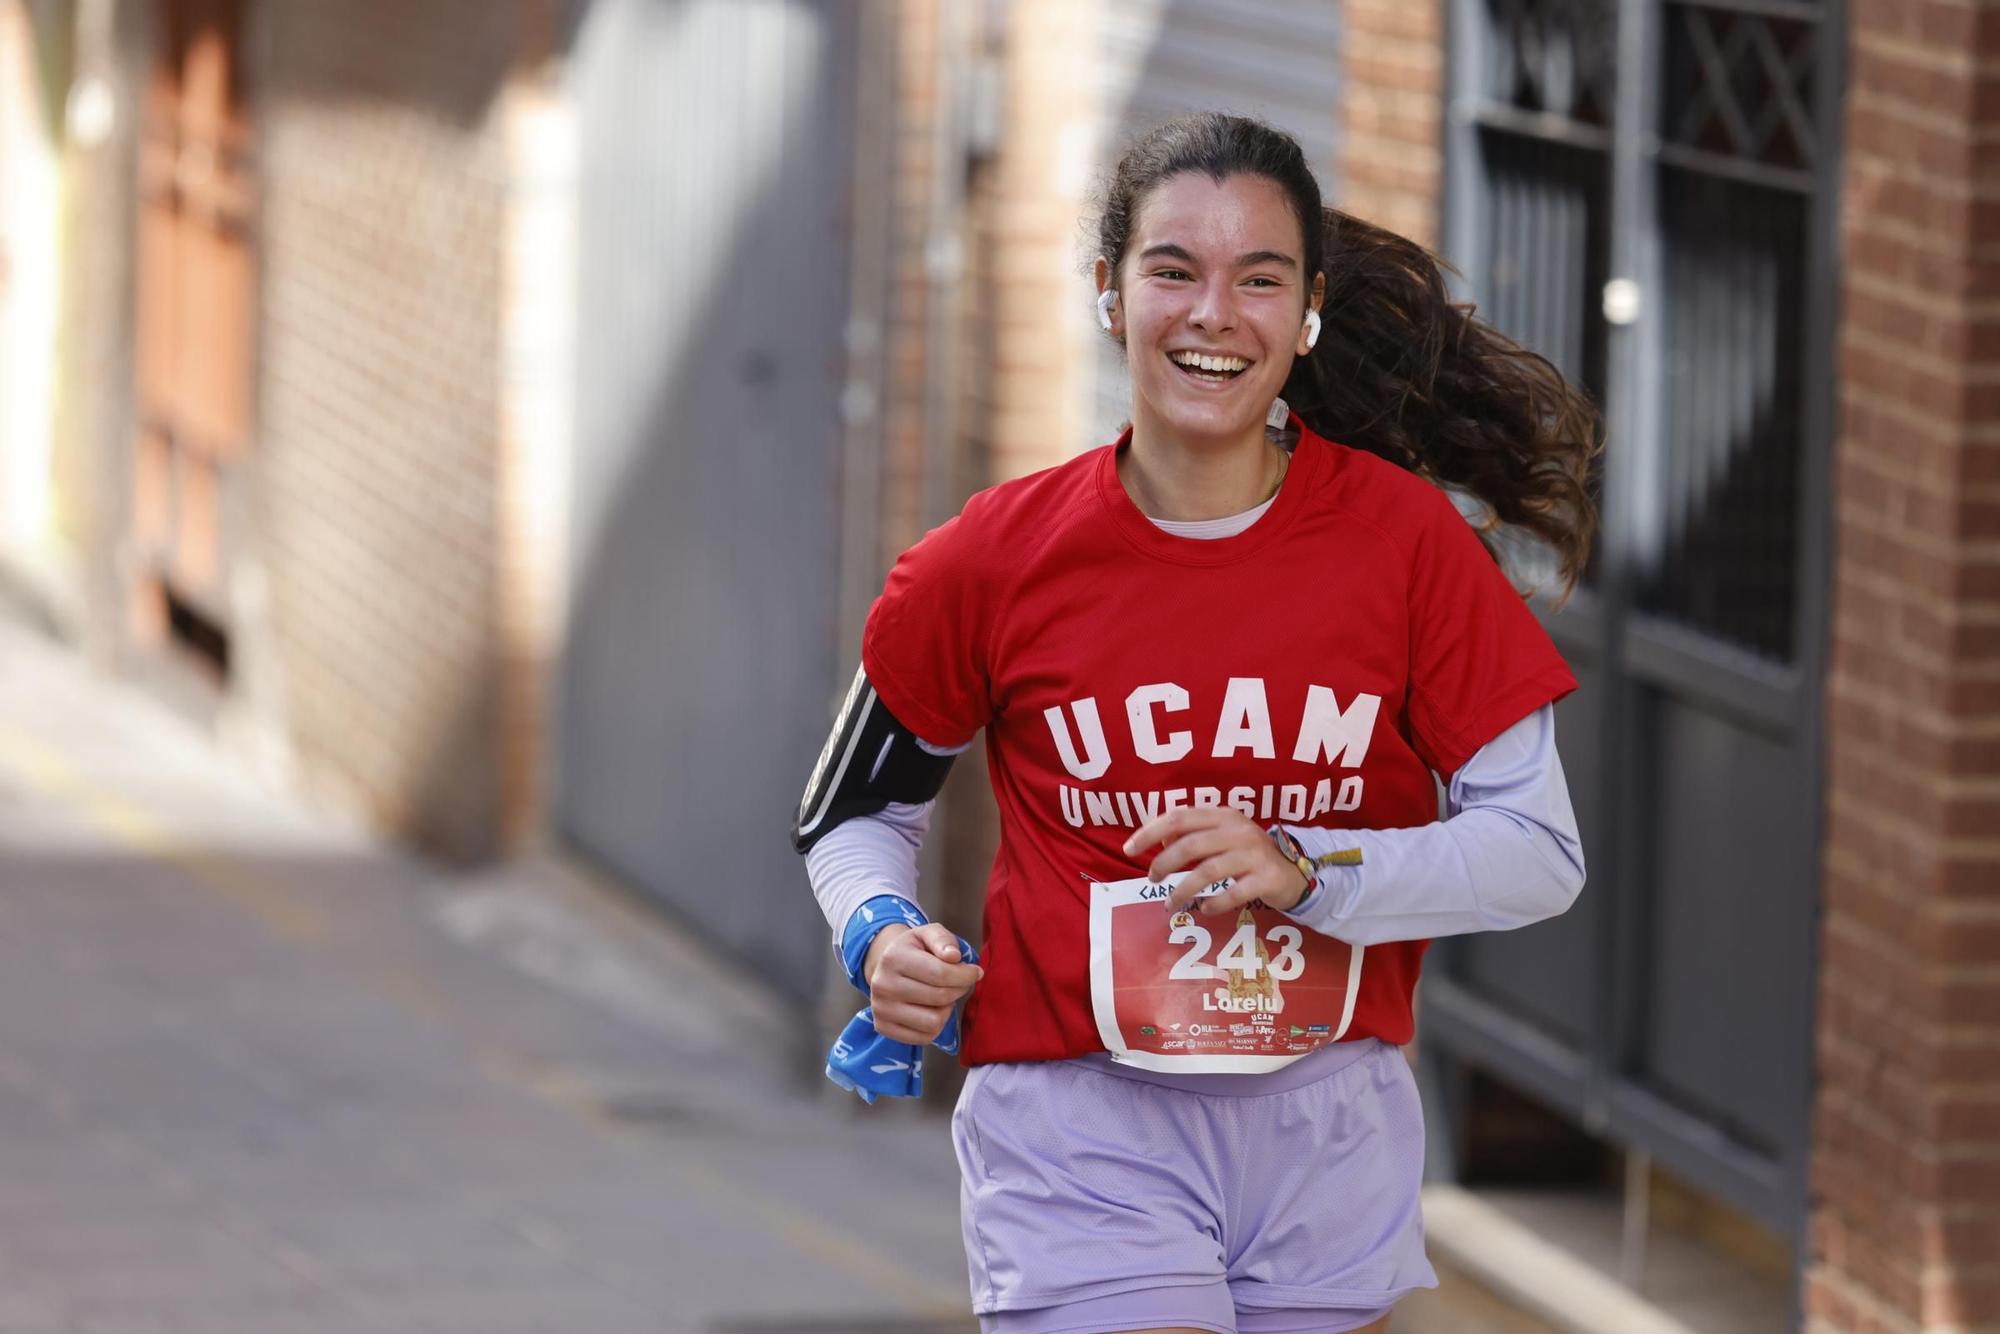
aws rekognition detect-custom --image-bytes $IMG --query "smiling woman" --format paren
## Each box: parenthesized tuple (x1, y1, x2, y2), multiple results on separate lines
(797, 112, 1602, 1334)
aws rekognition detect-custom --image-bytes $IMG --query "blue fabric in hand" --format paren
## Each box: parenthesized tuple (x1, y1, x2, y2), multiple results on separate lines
(826, 895, 977, 1104)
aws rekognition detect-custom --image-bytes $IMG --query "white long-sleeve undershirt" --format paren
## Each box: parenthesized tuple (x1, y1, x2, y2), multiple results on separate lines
(1278, 702, 1583, 944)
(806, 791, 946, 949)
(805, 490, 1585, 950)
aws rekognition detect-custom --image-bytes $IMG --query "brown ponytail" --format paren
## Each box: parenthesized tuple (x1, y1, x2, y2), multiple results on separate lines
(1283, 207, 1602, 596)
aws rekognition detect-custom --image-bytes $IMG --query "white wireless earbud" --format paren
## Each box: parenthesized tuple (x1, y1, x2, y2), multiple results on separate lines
(1096, 289, 1119, 332)
(1303, 309, 1322, 350)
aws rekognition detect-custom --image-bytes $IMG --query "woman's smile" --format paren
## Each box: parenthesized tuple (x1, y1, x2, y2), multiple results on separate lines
(1166, 348, 1255, 386)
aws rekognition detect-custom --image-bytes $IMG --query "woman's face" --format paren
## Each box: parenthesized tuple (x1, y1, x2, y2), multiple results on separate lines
(1103, 171, 1321, 450)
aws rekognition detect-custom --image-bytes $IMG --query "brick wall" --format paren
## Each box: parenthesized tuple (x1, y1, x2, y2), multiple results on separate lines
(1336, 0, 1443, 248)
(979, 0, 1098, 485)
(877, 0, 942, 564)
(877, 0, 1095, 562)
(247, 0, 524, 860)
(1807, 4, 2000, 1331)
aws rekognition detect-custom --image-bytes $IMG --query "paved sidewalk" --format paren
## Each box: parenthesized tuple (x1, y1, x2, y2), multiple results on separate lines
(0, 620, 972, 1334)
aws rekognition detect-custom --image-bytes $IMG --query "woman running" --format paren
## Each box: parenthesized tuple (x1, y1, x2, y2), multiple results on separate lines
(794, 112, 1601, 1334)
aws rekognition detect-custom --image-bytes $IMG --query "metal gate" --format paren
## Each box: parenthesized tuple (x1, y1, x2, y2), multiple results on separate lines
(558, 0, 855, 1005)
(1425, 0, 1844, 1246)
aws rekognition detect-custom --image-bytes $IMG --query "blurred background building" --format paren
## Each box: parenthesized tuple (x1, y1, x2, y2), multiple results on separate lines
(0, 0, 1993, 1331)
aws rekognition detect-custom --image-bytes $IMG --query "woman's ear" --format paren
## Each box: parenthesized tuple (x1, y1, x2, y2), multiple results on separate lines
(1093, 256, 1121, 336)
(1296, 272, 1328, 356)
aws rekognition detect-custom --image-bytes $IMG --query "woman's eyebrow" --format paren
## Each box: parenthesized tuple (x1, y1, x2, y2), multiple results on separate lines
(1136, 243, 1297, 269)
(1235, 249, 1298, 269)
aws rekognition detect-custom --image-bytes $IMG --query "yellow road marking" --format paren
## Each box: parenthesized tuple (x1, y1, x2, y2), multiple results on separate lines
(0, 723, 330, 943)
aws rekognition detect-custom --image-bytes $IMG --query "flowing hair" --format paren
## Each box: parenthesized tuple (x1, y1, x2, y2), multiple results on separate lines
(1094, 113, 1603, 597)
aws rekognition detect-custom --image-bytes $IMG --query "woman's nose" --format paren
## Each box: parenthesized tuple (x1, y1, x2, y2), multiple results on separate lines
(1188, 278, 1236, 333)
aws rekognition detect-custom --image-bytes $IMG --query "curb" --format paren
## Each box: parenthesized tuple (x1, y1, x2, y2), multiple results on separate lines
(1422, 1186, 1703, 1334)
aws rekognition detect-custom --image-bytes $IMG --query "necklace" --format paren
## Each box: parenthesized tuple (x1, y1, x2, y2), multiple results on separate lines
(1262, 445, 1290, 504)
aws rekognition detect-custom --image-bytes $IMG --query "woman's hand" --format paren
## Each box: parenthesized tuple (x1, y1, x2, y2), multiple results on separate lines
(1124, 808, 1312, 916)
(864, 923, 984, 1045)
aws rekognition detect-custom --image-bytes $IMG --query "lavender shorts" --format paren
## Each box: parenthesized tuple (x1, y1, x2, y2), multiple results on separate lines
(951, 1039, 1438, 1334)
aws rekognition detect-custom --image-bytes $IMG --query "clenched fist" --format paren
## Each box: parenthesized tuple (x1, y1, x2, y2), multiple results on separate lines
(863, 922, 984, 1045)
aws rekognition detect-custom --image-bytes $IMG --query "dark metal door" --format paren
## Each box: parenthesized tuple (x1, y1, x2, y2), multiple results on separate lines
(1427, 0, 1844, 1243)
(558, 0, 855, 1006)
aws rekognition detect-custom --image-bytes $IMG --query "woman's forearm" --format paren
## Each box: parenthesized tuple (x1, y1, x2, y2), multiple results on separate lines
(1280, 704, 1585, 946)
(805, 800, 931, 945)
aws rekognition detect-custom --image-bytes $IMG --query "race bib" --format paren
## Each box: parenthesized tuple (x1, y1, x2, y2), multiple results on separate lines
(1088, 874, 1364, 1072)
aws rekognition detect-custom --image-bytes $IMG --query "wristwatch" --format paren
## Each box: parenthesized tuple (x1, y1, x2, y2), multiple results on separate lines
(1265, 824, 1364, 899)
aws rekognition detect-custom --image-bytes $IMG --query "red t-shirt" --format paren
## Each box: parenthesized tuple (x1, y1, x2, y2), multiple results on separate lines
(861, 423, 1577, 1065)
